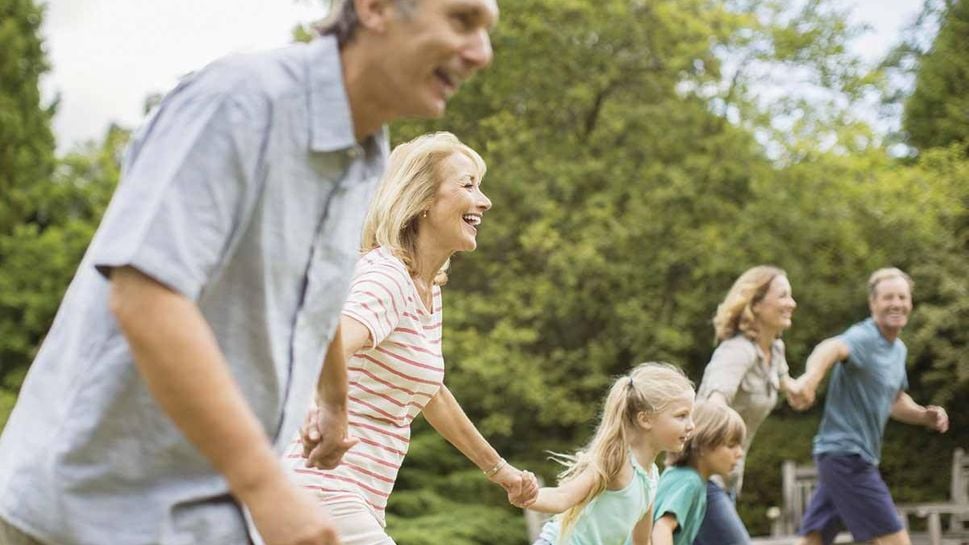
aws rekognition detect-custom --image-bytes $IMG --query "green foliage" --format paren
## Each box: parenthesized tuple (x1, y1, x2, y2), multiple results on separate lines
(0, 126, 126, 399)
(904, 0, 969, 151)
(0, 0, 965, 542)
(0, 0, 55, 233)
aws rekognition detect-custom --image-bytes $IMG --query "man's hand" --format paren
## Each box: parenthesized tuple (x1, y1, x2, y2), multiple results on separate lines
(924, 405, 949, 433)
(240, 470, 341, 545)
(300, 404, 358, 470)
(490, 464, 539, 508)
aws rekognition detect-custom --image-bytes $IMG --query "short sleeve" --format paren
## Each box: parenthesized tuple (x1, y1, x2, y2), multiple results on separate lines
(837, 324, 869, 369)
(653, 472, 704, 529)
(90, 73, 265, 300)
(774, 339, 791, 380)
(698, 338, 757, 404)
(341, 264, 408, 348)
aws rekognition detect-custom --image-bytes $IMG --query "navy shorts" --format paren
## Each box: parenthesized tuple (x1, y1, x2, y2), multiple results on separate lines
(798, 453, 903, 545)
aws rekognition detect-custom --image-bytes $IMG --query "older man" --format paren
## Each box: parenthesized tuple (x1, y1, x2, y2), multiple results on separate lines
(792, 268, 949, 545)
(0, 1, 499, 544)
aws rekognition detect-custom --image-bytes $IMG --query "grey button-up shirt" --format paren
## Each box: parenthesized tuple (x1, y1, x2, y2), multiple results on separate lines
(698, 335, 790, 495)
(0, 36, 387, 545)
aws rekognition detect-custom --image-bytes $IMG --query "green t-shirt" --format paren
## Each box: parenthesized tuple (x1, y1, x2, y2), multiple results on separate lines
(653, 466, 706, 545)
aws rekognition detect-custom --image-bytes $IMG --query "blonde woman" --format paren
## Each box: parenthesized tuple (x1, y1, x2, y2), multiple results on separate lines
(285, 132, 538, 545)
(527, 363, 696, 545)
(695, 266, 807, 545)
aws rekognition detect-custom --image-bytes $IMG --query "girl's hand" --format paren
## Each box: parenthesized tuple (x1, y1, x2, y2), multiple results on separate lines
(491, 464, 538, 507)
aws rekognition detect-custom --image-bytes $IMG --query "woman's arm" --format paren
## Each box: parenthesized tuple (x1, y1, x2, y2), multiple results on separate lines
(527, 468, 596, 514)
(423, 384, 538, 506)
(651, 514, 678, 545)
(630, 507, 653, 545)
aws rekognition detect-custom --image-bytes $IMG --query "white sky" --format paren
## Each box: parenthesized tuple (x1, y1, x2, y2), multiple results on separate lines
(40, 0, 925, 152)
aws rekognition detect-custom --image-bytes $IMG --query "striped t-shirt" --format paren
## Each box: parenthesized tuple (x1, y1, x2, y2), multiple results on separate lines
(285, 247, 444, 524)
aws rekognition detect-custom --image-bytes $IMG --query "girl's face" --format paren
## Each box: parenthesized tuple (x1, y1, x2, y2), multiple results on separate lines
(642, 391, 695, 453)
(703, 441, 744, 478)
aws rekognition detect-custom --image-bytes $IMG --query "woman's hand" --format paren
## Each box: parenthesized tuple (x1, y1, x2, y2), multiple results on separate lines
(490, 464, 539, 508)
(299, 404, 358, 469)
(785, 378, 815, 411)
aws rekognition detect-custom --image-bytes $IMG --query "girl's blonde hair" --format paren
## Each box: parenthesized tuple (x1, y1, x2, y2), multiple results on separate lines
(555, 362, 694, 538)
(712, 265, 787, 342)
(666, 401, 745, 467)
(360, 132, 487, 285)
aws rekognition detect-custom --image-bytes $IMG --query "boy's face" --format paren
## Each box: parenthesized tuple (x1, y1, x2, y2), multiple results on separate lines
(705, 442, 744, 478)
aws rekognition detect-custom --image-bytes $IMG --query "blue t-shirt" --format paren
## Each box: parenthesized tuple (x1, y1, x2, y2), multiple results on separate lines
(813, 318, 909, 465)
(538, 459, 659, 545)
(652, 466, 707, 545)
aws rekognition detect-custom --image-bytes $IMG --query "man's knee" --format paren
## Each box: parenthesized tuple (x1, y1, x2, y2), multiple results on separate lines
(796, 532, 825, 545)
(871, 529, 911, 545)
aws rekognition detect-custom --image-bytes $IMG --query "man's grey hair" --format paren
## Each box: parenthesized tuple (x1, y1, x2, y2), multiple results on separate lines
(867, 267, 914, 299)
(317, 0, 418, 48)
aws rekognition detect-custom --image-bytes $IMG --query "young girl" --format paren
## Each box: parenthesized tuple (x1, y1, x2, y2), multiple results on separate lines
(528, 362, 696, 545)
(651, 401, 747, 545)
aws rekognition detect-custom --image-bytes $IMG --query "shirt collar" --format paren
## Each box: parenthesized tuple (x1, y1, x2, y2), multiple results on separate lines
(306, 36, 380, 153)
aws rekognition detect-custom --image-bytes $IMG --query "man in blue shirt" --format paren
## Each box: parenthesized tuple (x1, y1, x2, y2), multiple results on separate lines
(792, 268, 949, 545)
(0, 2, 505, 545)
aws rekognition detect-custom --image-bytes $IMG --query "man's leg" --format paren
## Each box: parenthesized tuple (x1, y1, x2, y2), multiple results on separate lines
(795, 531, 825, 545)
(870, 529, 912, 545)
(818, 455, 905, 545)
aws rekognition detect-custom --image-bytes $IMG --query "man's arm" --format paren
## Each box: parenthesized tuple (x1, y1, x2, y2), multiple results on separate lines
(791, 337, 851, 409)
(110, 267, 338, 545)
(890, 392, 949, 432)
(302, 317, 373, 467)
(423, 385, 539, 507)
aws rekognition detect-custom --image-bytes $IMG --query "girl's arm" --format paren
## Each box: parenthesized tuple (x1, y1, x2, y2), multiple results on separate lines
(527, 467, 596, 514)
(651, 513, 678, 545)
(630, 507, 653, 545)
(423, 385, 539, 507)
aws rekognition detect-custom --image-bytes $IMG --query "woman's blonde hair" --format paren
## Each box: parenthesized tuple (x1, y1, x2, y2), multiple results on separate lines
(360, 132, 486, 285)
(666, 401, 745, 467)
(554, 362, 694, 538)
(712, 265, 787, 342)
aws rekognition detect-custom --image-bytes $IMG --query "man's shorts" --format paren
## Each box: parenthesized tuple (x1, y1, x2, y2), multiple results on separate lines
(798, 453, 904, 545)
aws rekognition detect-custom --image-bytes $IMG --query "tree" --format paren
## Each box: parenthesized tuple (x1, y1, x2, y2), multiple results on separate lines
(0, 0, 55, 233)
(904, 0, 969, 151)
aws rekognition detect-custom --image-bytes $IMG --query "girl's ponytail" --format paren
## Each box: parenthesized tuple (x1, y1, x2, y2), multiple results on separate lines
(555, 363, 693, 538)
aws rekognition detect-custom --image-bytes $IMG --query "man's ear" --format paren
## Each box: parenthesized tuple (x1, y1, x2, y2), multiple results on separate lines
(354, 0, 396, 33)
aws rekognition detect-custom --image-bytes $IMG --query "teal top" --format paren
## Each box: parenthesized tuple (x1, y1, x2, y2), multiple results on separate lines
(813, 318, 909, 465)
(538, 457, 659, 545)
(652, 466, 707, 545)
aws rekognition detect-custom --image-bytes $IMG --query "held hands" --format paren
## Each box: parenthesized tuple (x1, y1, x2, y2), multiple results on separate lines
(786, 377, 816, 412)
(924, 405, 949, 433)
(300, 404, 359, 469)
(489, 463, 539, 508)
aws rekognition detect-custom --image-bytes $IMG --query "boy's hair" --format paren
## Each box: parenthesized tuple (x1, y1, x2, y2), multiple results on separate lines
(666, 401, 745, 467)
(556, 362, 694, 538)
